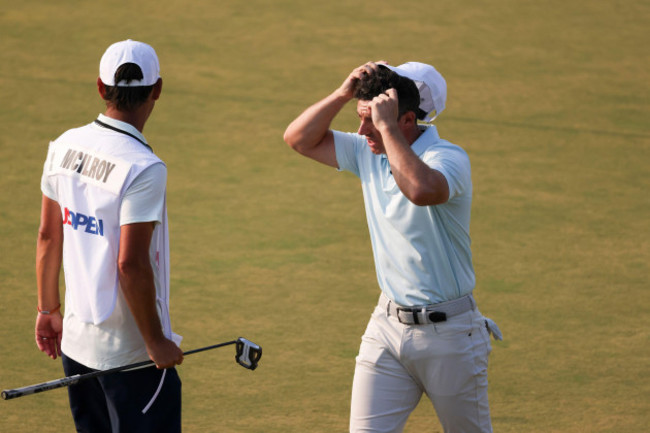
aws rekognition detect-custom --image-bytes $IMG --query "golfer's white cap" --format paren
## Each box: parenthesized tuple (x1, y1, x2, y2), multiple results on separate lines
(384, 62, 446, 122)
(99, 39, 160, 87)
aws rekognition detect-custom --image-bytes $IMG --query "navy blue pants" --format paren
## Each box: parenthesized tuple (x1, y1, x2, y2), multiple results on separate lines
(62, 354, 182, 433)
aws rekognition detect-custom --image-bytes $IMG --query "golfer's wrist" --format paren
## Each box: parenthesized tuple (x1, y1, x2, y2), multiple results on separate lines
(333, 87, 355, 103)
(376, 121, 400, 139)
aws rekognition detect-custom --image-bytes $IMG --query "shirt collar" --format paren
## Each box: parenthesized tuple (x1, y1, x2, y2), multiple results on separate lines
(411, 125, 439, 155)
(96, 113, 149, 146)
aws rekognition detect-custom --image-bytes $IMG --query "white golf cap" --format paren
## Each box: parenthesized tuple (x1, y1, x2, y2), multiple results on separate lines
(384, 62, 446, 122)
(99, 39, 160, 87)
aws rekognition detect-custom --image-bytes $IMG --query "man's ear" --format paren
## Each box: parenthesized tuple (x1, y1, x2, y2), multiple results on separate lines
(151, 78, 163, 101)
(97, 78, 107, 99)
(399, 110, 417, 127)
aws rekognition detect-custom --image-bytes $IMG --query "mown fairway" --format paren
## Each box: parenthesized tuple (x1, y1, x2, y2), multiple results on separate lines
(1, 1, 648, 432)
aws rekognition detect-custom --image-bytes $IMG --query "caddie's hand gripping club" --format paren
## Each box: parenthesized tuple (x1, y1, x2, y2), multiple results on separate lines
(1, 337, 262, 401)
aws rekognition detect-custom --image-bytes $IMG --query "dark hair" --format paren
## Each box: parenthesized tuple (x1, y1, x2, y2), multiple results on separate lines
(102, 63, 155, 112)
(354, 66, 422, 119)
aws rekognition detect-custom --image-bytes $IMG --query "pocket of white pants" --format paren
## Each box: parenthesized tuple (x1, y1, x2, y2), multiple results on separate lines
(430, 311, 475, 340)
(357, 324, 388, 366)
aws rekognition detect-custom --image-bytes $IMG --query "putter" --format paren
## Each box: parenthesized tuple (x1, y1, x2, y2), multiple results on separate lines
(2, 337, 261, 401)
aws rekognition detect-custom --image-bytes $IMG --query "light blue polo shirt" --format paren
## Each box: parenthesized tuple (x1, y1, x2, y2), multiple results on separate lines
(333, 125, 475, 306)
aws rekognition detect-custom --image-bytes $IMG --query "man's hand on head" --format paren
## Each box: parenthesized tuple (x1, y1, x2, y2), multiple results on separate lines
(370, 88, 400, 132)
(338, 61, 389, 100)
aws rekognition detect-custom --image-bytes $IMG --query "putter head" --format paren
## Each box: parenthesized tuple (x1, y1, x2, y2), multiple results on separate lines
(236, 338, 262, 370)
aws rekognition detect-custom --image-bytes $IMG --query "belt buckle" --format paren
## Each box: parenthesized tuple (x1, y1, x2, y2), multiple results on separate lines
(396, 307, 420, 325)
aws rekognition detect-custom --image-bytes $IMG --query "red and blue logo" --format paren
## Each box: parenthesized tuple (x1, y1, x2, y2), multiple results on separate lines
(63, 208, 104, 236)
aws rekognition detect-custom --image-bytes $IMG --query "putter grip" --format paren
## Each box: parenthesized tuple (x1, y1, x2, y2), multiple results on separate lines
(2, 375, 82, 400)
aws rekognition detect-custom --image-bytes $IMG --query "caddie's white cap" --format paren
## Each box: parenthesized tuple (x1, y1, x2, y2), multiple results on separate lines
(99, 39, 160, 87)
(384, 62, 446, 122)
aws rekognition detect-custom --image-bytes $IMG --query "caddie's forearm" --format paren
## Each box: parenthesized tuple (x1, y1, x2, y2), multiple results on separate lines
(284, 90, 351, 153)
(36, 232, 62, 310)
(36, 196, 63, 310)
(118, 261, 166, 345)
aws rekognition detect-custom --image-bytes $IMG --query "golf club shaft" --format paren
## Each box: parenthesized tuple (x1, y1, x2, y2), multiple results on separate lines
(2, 340, 240, 400)
(183, 339, 237, 356)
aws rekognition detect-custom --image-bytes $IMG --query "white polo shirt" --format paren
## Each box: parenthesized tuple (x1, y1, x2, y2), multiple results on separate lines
(333, 125, 475, 306)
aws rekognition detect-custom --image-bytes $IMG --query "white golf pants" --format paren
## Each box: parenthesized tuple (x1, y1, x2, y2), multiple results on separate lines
(350, 301, 493, 433)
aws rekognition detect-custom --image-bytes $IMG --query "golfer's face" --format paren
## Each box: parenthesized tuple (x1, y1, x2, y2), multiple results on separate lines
(356, 100, 385, 155)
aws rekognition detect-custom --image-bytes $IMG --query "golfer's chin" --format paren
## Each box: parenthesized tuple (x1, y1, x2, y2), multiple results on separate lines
(366, 139, 384, 155)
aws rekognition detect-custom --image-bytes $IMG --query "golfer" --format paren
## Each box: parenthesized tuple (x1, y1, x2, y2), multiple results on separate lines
(284, 62, 502, 433)
(35, 39, 183, 432)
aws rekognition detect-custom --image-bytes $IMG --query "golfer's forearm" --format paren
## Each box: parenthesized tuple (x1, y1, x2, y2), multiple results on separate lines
(393, 164, 449, 206)
(284, 90, 350, 152)
(382, 128, 449, 206)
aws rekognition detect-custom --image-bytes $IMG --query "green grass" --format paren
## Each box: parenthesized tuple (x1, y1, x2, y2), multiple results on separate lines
(1, 0, 649, 431)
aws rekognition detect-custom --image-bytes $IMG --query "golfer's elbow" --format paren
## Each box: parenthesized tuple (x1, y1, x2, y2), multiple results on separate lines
(408, 190, 447, 206)
(283, 126, 310, 154)
(283, 128, 297, 149)
(402, 181, 449, 206)
(405, 169, 451, 206)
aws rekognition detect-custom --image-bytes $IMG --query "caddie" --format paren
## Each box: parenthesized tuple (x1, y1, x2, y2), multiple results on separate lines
(284, 61, 503, 433)
(35, 39, 184, 432)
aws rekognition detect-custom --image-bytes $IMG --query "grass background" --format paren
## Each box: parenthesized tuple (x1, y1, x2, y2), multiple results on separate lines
(1, 0, 648, 431)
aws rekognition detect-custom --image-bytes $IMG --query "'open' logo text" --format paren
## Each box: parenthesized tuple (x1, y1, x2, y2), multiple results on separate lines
(63, 208, 104, 236)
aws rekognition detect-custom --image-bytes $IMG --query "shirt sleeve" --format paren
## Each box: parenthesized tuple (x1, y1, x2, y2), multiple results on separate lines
(333, 130, 363, 177)
(120, 163, 167, 225)
(41, 143, 57, 201)
(422, 145, 471, 200)
(41, 171, 56, 201)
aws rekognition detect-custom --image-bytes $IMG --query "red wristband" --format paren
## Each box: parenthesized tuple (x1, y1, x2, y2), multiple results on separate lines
(38, 304, 61, 315)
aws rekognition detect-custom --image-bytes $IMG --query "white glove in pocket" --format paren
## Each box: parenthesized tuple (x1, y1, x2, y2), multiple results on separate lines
(485, 318, 503, 341)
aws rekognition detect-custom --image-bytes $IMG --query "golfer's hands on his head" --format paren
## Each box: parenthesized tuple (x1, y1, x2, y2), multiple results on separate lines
(35, 312, 63, 360)
(147, 337, 184, 369)
(338, 61, 388, 100)
(370, 88, 400, 131)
